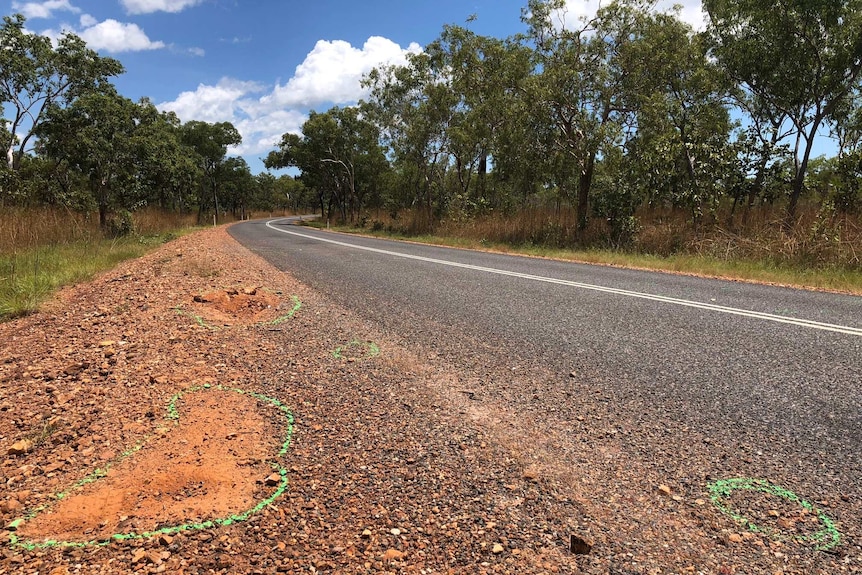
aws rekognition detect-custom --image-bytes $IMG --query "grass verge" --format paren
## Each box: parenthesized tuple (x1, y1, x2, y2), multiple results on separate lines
(307, 221, 862, 295)
(0, 232, 189, 321)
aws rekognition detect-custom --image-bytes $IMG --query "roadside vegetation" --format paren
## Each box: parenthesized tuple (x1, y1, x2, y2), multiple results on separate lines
(3, 1, 862, 308)
(311, 203, 862, 294)
(0, 209, 199, 320)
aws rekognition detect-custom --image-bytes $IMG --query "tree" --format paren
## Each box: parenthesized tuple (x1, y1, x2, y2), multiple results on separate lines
(134, 102, 201, 213)
(0, 14, 124, 171)
(425, 26, 533, 211)
(704, 0, 862, 226)
(37, 88, 143, 229)
(180, 120, 242, 223)
(266, 107, 388, 223)
(621, 11, 734, 226)
(522, 0, 649, 229)
(362, 53, 455, 225)
(218, 157, 255, 220)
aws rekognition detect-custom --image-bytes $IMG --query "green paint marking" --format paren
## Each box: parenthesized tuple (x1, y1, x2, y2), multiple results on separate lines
(176, 294, 301, 329)
(8, 384, 294, 550)
(708, 478, 841, 551)
(333, 339, 380, 360)
(264, 295, 302, 326)
(174, 305, 220, 331)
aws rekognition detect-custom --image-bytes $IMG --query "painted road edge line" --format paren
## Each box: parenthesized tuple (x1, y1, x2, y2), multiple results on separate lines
(264, 219, 862, 337)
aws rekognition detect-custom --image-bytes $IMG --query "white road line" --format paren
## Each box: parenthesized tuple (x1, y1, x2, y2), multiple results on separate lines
(265, 219, 862, 337)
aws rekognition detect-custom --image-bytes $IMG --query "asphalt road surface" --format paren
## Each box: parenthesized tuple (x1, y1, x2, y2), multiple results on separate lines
(229, 217, 861, 539)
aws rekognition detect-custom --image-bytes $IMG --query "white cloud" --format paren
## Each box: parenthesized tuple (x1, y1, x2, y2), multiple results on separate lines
(158, 37, 421, 158)
(78, 19, 165, 52)
(79, 13, 96, 27)
(11, 0, 79, 19)
(559, 0, 706, 32)
(233, 110, 307, 156)
(161, 78, 264, 124)
(120, 0, 203, 14)
(260, 36, 422, 109)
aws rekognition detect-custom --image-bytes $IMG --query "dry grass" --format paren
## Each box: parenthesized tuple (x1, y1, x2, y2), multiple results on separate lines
(0, 208, 200, 320)
(0, 207, 200, 253)
(0, 207, 100, 252)
(337, 203, 862, 293)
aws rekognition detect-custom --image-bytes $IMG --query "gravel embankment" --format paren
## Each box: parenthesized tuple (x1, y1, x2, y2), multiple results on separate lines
(0, 226, 858, 574)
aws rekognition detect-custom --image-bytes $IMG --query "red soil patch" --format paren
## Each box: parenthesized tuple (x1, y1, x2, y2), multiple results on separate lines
(17, 387, 285, 544)
(190, 287, 283, 326)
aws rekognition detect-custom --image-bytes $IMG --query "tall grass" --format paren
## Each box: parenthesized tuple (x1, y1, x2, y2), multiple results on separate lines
(339, 202, 862, 293)
(0, 207, 199, 320)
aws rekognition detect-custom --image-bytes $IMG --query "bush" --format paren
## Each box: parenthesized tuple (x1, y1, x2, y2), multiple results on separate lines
(107, 210, 135, 238)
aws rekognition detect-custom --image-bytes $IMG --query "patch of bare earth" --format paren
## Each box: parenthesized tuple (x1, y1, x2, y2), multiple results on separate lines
(0, 226, 858, 574)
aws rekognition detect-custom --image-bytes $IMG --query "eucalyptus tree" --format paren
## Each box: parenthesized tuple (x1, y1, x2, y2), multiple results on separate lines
(362, 53, 456, 223)
(36, 88, 143, 228)
(704, 0, 862, 226)
(620, 11, 734, 226)
(180, 120, 242, 223)
(425, 26, 533, 209)
(217, 157, 255, 220)
(266, 106, 387, 223)
(134, 102, 201, 212)
(0, 14, 124, 171)
(522, 0, 649, 229)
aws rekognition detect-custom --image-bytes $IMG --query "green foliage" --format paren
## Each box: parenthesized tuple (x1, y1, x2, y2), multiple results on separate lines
(267, 106, 389, 223)
(704, 0, 862, 224)
(0, 234, 175, 320)
(0, 13, 123, 172)
(107, 209, 135, 238)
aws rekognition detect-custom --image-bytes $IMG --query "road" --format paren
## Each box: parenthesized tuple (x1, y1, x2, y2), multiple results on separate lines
(229, 217, 861, 549)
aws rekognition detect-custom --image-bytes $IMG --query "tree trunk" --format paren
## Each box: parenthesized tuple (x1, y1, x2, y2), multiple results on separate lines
(577, 155, 595, 231)
(478, 149, 487, 201)
(785, 117, 823, 231)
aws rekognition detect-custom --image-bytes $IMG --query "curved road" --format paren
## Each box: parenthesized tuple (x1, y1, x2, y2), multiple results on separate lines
(229, 217, 861, 526)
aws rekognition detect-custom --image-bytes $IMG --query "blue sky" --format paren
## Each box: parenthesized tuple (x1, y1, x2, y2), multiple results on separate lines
(6, 0, 707, 172)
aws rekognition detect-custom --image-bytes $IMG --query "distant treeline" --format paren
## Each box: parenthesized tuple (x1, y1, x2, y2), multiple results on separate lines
(4, 1, 862, 253)
(0, 13, 310, 232)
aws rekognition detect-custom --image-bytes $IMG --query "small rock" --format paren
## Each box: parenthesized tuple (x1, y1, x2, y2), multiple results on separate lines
(382, 549, 404, 561)
(131, 549, 150, 564)
(7, 439, 33, 456)
(264, 473, 282, 486)
(361, 528, 372, 539)
(657, 484, 673, 497)
(727, 533, 744, 544)
(390, 528, 401, 536)
(98, 340, 116, 348)
(492, 543, 505, 554)
(63, 364, 86, 376)
(523, 468, 539, 482)
(0, 499, 22, 513)
(158, 534, 173, 546)
(569, 534, 592, 555)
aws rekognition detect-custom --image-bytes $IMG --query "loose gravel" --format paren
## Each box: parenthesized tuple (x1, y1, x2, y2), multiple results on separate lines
(0, 226, 858, 574)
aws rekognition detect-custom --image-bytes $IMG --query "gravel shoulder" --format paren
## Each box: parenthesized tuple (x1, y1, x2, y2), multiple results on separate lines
(0, 226, 858, 574)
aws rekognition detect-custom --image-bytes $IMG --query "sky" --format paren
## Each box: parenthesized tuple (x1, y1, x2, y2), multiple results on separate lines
(6, 0, 707, 173)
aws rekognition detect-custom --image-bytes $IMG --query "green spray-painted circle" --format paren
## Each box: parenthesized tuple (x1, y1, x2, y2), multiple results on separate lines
(8, 384, 294, 550)
(708, 478, 841, 551)
(333, 339, 380, 360)
(176, 294, 301, 330)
